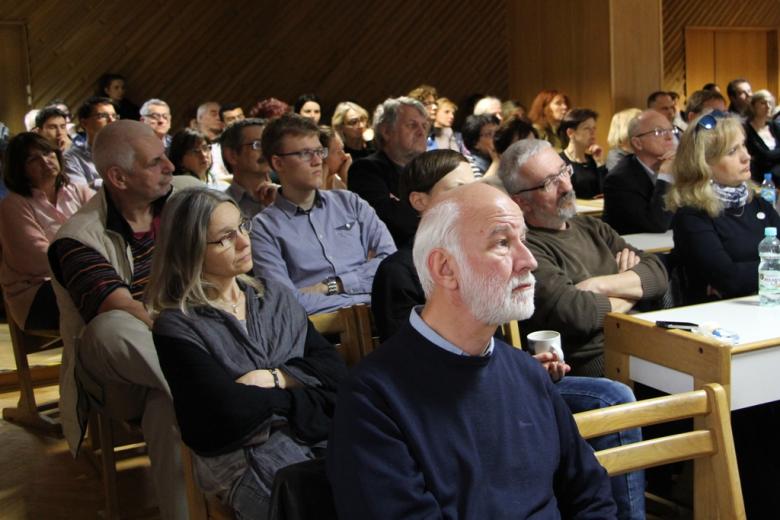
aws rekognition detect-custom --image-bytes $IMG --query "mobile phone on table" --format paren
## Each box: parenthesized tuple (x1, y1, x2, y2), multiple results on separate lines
(655, 320, 698, 331)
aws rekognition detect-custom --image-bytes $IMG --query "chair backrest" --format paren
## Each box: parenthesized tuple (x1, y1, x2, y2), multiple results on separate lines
(500, 321, 522, 349)
(310, 306, 364, 366)
(573, 383, 745, 519)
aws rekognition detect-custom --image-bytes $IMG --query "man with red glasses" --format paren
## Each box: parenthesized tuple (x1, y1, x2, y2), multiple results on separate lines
(251, 114, 396, 314)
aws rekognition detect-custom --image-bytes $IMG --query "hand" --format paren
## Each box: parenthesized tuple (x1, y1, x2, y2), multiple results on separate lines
(657, 151, 676, 175)
(255, 182, 279, 207)
(337, 153, 353, 183)
(615, 248, 640, 273)
(236, 369, 276, 388)
(533, 351, 571, 382)
(587, 144, 605, 166)
(300, 282, 328, 295)
(608, 296, 636, 313)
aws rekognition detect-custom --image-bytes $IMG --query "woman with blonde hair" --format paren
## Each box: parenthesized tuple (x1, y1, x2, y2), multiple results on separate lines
(667, 111, 780, 305)
(147, 187, 346, 518)
(605, 108, 642, 171)
(331, 101, 374, 159)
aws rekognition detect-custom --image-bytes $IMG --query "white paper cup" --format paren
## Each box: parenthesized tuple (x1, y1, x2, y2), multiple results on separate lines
(527, 330, 564, 361)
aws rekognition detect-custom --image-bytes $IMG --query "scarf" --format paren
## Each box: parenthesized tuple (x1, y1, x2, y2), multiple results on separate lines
(711, 181, 749, 210)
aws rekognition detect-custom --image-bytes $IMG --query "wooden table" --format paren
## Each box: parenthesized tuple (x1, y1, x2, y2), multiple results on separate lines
(575, 198, 604, 218)
(621, 230, 674, 253)
(604, 295, 780, 518)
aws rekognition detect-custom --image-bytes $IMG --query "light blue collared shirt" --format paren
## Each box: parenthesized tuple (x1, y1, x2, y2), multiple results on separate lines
(408, 306, 494, 357)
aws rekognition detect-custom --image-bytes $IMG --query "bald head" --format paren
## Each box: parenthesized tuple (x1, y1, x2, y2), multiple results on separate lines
(628, 110, 677, 167)
(93, 119, 156, 175)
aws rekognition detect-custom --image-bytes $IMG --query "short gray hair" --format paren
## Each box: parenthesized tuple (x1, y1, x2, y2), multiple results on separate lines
(497, 139, 551, 195)
(92, 120, 147, 175)
(374, 96, 427, 150)
(473, 96, 501, 115)
(746, 89, 777, 119)
(140, 98, 170, 117)
(412, 199, 462, 298)
(197, 101, 219, 120)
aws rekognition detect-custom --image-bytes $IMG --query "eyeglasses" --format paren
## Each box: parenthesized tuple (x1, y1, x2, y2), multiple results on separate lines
(634, 127, 680, 139)
(275, 147, 329, 161)
(93, 112, 118, 121)
(145, 112, 171, 121)
(206, 218, 252, 247)
(344, 116, 368, 126)
(187, 144, 212, 155)
(694, 110, 728, 134)
(241, 140, 262, 150)
(513, 164, 573, 194)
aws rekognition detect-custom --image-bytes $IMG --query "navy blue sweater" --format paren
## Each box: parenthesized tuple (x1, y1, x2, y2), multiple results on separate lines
(327, 323, 616, 519)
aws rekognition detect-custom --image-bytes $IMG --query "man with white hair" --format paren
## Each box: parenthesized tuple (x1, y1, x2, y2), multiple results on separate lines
(499, 139, 668, 377)
(347, 96, 428, 245)
(196, 101, 224, 142)
(48, 120, 199, 519)
(140, 98, 173, 148)
(328, 182, 617, 519)
(473, 95, 503, 121)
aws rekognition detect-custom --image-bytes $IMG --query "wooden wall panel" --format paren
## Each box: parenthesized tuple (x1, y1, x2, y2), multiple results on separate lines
(0, 0, 509, 131)
(662, 0, 780, 98)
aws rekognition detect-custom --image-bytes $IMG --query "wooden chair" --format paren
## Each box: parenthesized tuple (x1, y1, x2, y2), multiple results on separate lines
(500, 320, 522, 349)
(1, 299, 63, 435)
(181, 444, 235, 520)
(310, 305, 365, 366)
(573, 383, 745, 519)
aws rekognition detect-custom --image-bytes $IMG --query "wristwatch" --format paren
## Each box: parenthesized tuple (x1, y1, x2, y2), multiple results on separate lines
(269, 368, 280, 388)
(325, 277, 339, 296)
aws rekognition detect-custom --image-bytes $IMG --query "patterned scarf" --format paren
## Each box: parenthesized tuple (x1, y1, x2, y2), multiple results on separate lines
(711, 181, 749, 210)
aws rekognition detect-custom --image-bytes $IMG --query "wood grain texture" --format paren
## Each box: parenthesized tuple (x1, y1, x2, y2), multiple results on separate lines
(0, 0, 509, 131)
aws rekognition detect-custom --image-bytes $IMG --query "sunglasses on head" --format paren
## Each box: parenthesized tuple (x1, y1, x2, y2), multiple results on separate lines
(695, 110, 728, 134)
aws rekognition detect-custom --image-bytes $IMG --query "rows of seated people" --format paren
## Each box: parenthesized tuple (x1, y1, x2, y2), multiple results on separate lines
(0, 74, 778, 519)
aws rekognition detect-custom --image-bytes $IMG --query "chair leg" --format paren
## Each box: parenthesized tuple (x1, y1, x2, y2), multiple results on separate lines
(97, 412, 121, 520)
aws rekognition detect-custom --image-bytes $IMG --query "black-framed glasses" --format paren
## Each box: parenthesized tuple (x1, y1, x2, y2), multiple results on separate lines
(694, 110, 728, 134)
(634, 127, 680, 139)
(275, 147, 329, 161)
(514, 164, 573, 194)
(207, 218, 252, 247)
(241, 140, 262, 151)
(145, 112, 171, 121)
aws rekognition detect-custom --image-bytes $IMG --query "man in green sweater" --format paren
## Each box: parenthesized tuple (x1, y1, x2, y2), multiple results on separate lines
(498, 139, 668, 377)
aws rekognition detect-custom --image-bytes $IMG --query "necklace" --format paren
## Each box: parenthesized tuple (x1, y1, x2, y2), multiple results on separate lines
(220, 285, 243, 315)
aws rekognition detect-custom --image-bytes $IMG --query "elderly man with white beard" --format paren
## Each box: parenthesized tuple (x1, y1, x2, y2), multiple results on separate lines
(327, 182, 617, 520)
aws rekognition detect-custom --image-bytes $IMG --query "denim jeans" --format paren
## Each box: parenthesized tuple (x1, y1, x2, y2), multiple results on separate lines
(556, 376, 645, 520)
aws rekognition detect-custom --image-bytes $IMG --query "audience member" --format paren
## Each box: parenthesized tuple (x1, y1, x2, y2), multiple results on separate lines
(429, 97, 465, 152)
(63, 96, 118, 188)
(328, 181, 618, 519)
(148, 187, 347, 518)
(603, 110, 676, 234)
(318, 126, 351, 190)
(219, 103, 245, 126)
(668, 91, 688, 131)
(702, 82, 721, 93)
(196, 101, 224, 142)
(743, 89, 780, 183)
(140, 99, 173, 149)
(96, 72, 140, 120)
(169, 128, 220, 187)
(347, 97, 426, 246)
(473, 95, 503, 121)
(529, 89, 571, 151)
(248, 97, 290, 120)
(684, 89, 727, 122)
(461, 113, 499, 178)
(294, 93, 322, 124)
(499, 139, 668, 377)
(251, 114, 395, 314)
(371, 149, 644, 518)
(605, 108, 642, 171)
(221, 118, 276, 217)
(24, 109, 40, 132)
(407, 84, 439, 123)
(331, 101, 374, 159)
(35, 107, 71, 152)
(501, 99, 527, 121)
(666, 111, 780, 304)
(646, 91, 677, 126)
(212, 103, 245, 180)
(493, 115, 537, 155)
(558, 108, 607, 199)
(0, 133, 93, 330)
(726, 77, 753, 116)
(48, 120, 201, 520)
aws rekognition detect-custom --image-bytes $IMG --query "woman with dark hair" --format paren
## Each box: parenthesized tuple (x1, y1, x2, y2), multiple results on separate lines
(461, 114, 500, 178)
(318, 126, 351, 190)
(96, 72, 139, 120)
(147, 187, 346, 518)
(169, 128, 221, 188)
(294, 93, 322, 124)
(558, 108, 607, 199)
(667, 111, 780, 305)
(0, 133, 93, 330)
(528, 89, 571, 151)
(493, 115, 538, 155)
(743, 89, 780, 183)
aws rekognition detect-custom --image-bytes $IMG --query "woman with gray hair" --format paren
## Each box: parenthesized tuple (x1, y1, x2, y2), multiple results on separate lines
(743, 89, 780, 182)
(146, 187, 346, 518)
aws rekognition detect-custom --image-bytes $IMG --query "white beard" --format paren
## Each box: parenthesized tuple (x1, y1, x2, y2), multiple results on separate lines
(459, 266, 536, 326)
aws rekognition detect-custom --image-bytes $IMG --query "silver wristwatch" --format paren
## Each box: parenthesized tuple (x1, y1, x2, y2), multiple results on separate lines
(325, 277, 339, 296)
